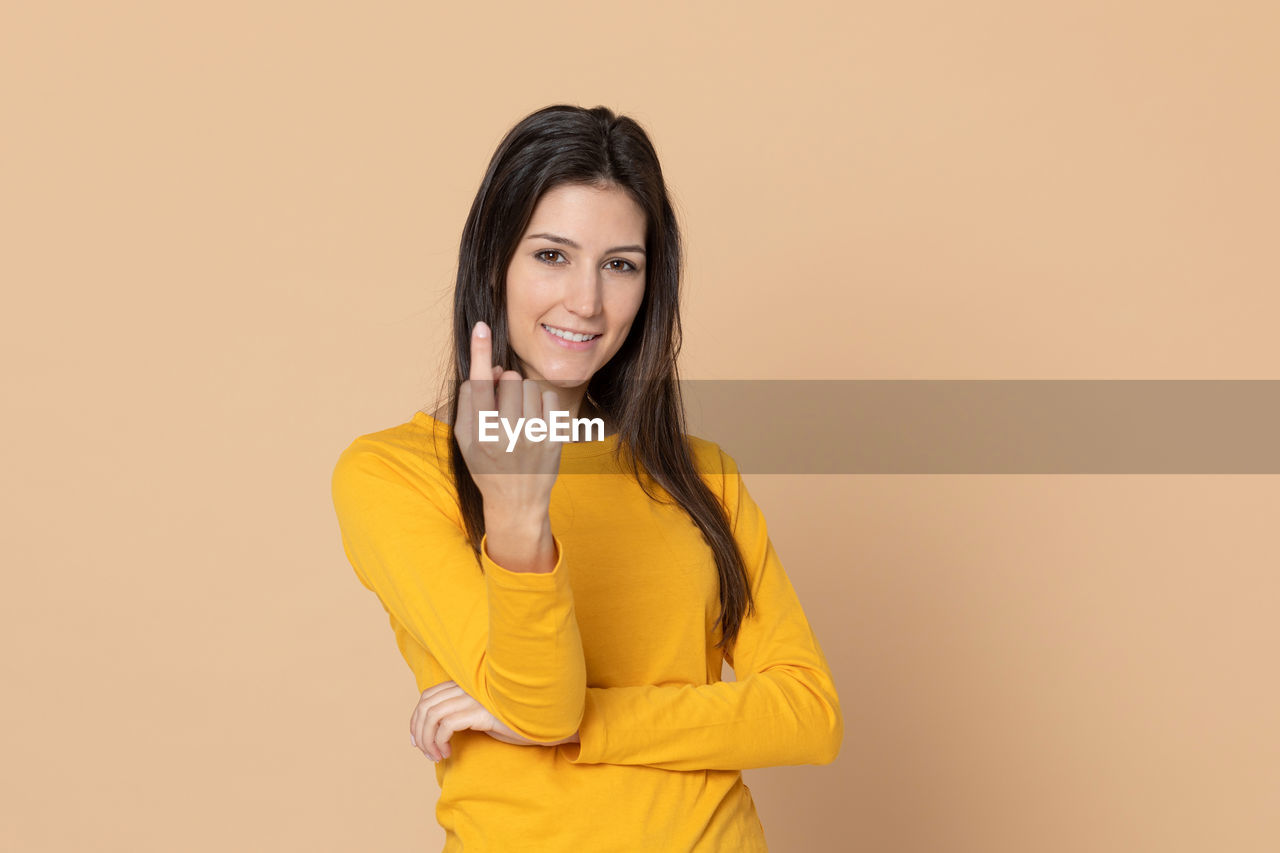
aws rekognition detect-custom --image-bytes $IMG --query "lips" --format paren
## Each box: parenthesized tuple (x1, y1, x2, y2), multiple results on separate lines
(541, 323, 601, 350)
(542, 323, 601, 341)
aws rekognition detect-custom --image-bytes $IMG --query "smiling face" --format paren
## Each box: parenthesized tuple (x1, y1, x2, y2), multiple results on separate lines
(504, 182, 648, 391)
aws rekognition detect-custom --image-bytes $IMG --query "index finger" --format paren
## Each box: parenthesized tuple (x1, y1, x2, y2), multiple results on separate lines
(468, 321, 495, 411)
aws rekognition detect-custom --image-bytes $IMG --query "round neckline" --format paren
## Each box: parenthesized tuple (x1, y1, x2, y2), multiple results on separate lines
(412, 410, 621, 459)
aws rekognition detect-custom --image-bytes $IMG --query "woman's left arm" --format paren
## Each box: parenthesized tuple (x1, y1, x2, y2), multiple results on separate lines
(410, 449, 843, 771)
(409, 680, 577, 761)
(412, 507, 838, 771)
(560, 449, 843, 772)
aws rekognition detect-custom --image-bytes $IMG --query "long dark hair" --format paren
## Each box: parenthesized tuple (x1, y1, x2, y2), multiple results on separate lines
(430, 104, 754, 654)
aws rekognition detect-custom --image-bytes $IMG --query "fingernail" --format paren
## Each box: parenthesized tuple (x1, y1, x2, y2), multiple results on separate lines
(475, 321, 490, 339)
(410, 734, 416, 747)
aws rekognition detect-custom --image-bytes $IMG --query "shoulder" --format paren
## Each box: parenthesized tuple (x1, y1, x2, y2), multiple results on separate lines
(685, 430, 747, 472)
(684, 432, 745, 508)
(332, 411, 455, 506)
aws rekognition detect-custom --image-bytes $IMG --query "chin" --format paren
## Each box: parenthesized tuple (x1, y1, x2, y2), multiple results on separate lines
(544, 376, 592, 390)
(531, 364, 592, 386)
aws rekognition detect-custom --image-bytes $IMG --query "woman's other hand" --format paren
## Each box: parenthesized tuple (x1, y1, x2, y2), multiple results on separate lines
(409, 681, 579, 761)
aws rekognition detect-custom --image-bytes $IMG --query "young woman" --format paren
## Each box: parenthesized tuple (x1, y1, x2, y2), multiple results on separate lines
(331, 104, 842, 851)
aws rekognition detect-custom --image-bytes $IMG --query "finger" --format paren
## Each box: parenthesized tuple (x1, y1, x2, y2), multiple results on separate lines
(496, 370, 524, 427)
(415, 684, 464, 760)
(424, 694, 481, 761)
(410, 682, 457, 749)
(542, 389, 559, 423)
(523, 379, 542, 423)
(421, 691, 470, 761)
(413, 693, 443, 760)
(436, 714, 461, 760)
(488, 366, 505, 425)
(419, 687, 466, 761)
(468, 321, 495, 412)
(455, 382, 473, 449)
(434, 704, 488, 760)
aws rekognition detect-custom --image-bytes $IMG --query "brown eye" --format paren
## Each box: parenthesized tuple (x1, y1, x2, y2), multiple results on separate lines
(536, 250, 566, 264)
(607, 259, 638, 272)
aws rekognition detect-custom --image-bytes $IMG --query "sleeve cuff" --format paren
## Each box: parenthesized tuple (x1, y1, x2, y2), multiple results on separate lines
(563, 688, 606, 764)
(479, 532, 567, 588)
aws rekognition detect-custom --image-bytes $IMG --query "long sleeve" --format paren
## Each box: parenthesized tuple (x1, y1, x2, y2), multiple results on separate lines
(330, 438, 587, 742)
(562, 448, 844, 771)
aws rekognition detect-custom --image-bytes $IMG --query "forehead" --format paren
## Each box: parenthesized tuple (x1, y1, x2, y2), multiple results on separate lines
(525, 183, 646, 241)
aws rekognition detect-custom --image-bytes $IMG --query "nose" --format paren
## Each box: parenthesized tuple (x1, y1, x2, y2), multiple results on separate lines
(563, 260, 603, 318)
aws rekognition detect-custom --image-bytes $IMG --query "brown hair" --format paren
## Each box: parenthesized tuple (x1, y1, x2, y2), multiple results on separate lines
(432, 104, 755, 653)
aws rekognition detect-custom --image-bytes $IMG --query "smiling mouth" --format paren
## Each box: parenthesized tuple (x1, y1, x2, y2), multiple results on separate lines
(542, 323, 601, 342)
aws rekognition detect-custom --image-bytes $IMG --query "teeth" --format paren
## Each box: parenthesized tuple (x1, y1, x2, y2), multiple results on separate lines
(543, 324, 599, 342)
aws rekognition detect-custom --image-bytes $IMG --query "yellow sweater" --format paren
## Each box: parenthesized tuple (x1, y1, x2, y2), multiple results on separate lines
(330, 410, 843, 852)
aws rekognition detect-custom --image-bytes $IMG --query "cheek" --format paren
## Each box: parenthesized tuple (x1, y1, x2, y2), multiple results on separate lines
(623, 297, 646, 330)
(504, 282, 540, 324)
(604, 295, 645, 350)
(608, 281, 646, 324)
(506, 268, 556, 313)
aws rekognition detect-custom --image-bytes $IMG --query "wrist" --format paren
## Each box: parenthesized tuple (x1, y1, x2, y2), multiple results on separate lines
(483, 501, 551, 536)
(482, 510, 556, 574)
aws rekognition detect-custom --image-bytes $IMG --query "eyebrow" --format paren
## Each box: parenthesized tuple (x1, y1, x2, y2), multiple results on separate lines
(525, 232, 646, 255)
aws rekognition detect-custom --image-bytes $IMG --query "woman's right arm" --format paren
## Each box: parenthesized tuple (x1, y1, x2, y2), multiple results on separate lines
(331, 441, 586, 743)
(332, 323, 584, 742)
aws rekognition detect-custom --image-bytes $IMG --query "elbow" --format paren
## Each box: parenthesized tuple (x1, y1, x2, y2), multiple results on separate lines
(812, 693, 844, 765)
(480, 648, 587, 743)
(552, 687, 588, 742)
(502, 698, 584, 744)
(522, 690, 586, 743)
(546, 703, 586, 744)
(487, 677, 586, 744)
(770, 666, 846, 766)
(794, 671, 844, 766)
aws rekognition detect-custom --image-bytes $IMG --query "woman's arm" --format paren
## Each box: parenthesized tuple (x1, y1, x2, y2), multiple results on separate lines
(410, 455, 842, 770)
(409, 681, 578, 761)
(562, 450, 843, 771)
(331, 439, 587, 743)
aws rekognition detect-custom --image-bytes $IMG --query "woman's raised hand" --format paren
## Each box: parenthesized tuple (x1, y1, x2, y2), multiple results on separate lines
(454, 321, 562, 517)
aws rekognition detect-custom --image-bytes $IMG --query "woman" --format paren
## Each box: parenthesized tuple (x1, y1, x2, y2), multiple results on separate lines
(331, 104, 842, 851)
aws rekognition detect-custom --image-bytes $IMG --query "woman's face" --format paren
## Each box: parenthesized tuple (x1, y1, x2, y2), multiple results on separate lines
(504, 182, 647, 389)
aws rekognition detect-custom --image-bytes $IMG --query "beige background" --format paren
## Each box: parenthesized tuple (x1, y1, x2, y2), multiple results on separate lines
(3, 2, 1277, 851)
